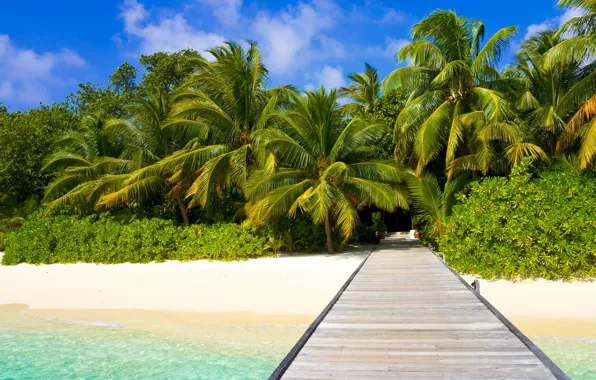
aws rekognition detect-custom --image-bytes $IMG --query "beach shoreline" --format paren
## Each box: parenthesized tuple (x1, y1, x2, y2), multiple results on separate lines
(1, 250, 595, 339)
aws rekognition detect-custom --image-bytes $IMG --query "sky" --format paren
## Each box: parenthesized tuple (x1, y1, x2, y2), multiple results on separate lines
(0, 0, 580, 110)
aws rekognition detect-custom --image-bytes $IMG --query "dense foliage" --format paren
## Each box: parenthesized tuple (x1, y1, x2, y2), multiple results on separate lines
(1, 2, 596, 272)
(0, 105, 78, 205)
(438, 160, 596, 279)
(2, 216, 270, 265)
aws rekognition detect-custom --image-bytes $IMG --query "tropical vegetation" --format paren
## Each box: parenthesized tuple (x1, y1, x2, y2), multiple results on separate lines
(438, 159, 596, 279)
(1, 2, 595, 277)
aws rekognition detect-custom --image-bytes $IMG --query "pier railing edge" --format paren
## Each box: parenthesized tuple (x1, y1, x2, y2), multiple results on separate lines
(268, 247, 375, 380)
(428, 247, 571, 380)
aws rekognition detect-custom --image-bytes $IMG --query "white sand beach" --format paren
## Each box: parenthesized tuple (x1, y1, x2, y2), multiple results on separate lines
(462, 275, 596, 338)
(0, 249, 368, 318)
(1, 249, 595, 338)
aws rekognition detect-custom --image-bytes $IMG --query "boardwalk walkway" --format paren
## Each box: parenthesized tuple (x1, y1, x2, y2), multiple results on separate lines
(271, 237, 568, 379)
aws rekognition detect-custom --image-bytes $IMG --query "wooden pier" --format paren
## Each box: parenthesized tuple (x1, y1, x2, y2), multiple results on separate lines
(271, 238, 569, 379)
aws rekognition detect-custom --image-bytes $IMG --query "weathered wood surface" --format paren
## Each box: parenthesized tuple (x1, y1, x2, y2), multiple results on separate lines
(274, 238, 567, 379)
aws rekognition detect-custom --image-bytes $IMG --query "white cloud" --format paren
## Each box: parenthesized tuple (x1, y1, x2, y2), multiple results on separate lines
(0, 35, 86, 104)
(380, 9, 407, 24)
(559, 7, 584, 25)
(253, 1, 343, 73)
(197, 0, 242, 27)
(118, 0, 226, 55)
(305, 65, 346, 90)
(525, 7, 585, 40)
(385, 38, 410, 60)
(525, 23, 551, 40)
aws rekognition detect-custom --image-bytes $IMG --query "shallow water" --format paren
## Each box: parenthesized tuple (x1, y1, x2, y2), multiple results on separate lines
(0, 311, 594, 379)
(0, 310, 304, 379)
(533, 336, 596, 380)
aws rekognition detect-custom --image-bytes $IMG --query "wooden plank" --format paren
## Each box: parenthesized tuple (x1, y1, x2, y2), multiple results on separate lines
(270, 238, 569, 380)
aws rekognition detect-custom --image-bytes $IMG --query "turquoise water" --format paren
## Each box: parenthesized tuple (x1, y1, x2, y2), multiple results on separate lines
(533, 336, 596, 380)
(0, 311, 594, 379)
(0, 310, 303, 379)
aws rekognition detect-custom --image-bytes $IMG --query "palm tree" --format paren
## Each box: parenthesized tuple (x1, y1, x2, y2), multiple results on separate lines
(543, 0, 596, 67)
(339, 63, 382, 114)
(44, 89, 188, 217)
(407, 173, 470, 240)
(384, 10, 545, 177)
(512, 29, 596, 169)
(540, 0, 596, 169)
(154, 42, 296, 210)
(246, 88, 409, 253)
(42, 112, 132, 214)
(95, 88, 201, 224)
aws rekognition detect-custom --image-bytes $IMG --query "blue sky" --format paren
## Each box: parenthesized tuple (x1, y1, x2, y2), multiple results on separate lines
(0, 0, 578, 110)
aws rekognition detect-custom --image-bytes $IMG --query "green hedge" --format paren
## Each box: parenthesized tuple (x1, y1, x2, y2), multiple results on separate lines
(438, 164, 596, 280)
(2, 215, 270, 265)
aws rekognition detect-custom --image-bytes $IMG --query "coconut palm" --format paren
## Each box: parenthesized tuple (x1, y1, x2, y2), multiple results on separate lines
(246, 88, 409, 253)
(407, 173, 470, 240)
(384, 10, 545, 177)
(44, 89, 185, 216)
(512, 29, 596, 169)
(543, 0, 596, 67)
(41, 112, 132, 214)
(95, 88, 202, 224)
(154, 42, 296, 209)
(538, 0, 596, 169)
(339, 63, 382, 114)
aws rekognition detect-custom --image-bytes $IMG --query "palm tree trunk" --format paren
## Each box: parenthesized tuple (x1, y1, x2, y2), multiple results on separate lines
(175, 195, 190, 226)
(324, 214, 335, 254)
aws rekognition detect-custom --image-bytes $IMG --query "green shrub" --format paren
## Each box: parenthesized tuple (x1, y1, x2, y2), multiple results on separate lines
(264, 212, 328, 252)
(371, 212, 387, 232)
(438, 162, 596, 280)
(2, 215, 270, 265)
(0, 232, 4, 251)
(349, 224, 380, 244)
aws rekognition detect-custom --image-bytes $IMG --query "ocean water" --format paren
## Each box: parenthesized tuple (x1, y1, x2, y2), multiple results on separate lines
(0, 310, 304, 379)
(533, 336, 596, 380)
(0, 311, 594, 379)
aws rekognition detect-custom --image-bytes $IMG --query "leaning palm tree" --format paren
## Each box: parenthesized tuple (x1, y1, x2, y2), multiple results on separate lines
(155, 41, 296, 209)
(246, 88, 409, 253)
(513, 29, 596, 169)
(407, 173, 470, 241)
(384, 10, 545, 177)
(95, 88, 201, 224)
(42, 112, 132, 214)
(339, 63, 382, 114)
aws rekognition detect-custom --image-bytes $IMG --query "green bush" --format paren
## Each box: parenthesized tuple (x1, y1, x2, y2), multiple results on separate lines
(2, 215, 270, 265)
(438, 162, 596, 280)
(265, 212, 328, 252)
(0, 232, 4, 251)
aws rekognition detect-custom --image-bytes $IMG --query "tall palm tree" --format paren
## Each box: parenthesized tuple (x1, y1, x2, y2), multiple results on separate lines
(339, 63, 382, 114)
(153, 42, 296, 209)
(512, 29, 596, 168)
(246, 89, 409, 253)
(541, 0, 596, 169)
(384, 10, 545, 177)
